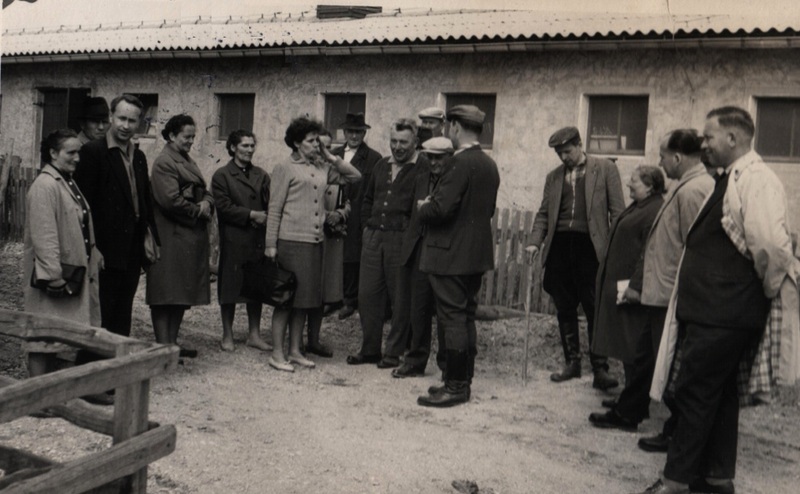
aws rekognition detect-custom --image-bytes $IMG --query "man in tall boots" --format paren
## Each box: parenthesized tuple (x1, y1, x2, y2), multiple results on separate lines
(333, 113, 382, 320)
(525, 126, 625, 390)
(639, 107, 800, 494)
(416, 105, 500, 407)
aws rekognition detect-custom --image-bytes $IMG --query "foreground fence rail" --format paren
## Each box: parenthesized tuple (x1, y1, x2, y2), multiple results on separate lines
(0, 309, 179, 493)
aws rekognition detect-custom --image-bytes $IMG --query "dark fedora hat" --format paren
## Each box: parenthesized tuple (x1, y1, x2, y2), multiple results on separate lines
(80, 97, 110, 121)
(339, 112, 371, 130)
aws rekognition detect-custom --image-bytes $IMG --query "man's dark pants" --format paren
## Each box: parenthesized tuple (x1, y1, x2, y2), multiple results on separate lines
(343, 262, 360, 309)
(357, 229, 406, 358)
(394, 246, 435, 370)
(664, 323, 761, 483)
(428, 273, 481, 353)
(543, 231, 607, 370)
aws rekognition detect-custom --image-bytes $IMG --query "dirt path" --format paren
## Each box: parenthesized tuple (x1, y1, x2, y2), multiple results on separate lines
(1, 242, 799, 493)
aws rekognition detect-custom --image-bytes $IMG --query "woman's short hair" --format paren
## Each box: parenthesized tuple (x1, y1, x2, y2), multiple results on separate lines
(284, 117, 323, 152)
(636, 165, 666, 195)
(226, 129, 257, 157)
(161, 114, 195, 141)
(40, 128, 78, 165)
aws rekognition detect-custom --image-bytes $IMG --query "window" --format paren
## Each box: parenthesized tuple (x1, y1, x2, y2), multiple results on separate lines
(324, 93, 366, 142)
(218, 93, 255, 138)
(127, 93, 159, 137)
(587, 96, 649, 155)
(756, 98, 800, 161)
(38, 87, 91, 137)
(445, 93, 496, 148)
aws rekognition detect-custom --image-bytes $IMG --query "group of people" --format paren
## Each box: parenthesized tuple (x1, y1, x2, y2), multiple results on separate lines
(526, 108, 799, 494)
(22, 93, 799, 492)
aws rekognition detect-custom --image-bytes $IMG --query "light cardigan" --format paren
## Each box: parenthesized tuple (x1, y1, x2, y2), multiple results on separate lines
(266, 154, 360, 248)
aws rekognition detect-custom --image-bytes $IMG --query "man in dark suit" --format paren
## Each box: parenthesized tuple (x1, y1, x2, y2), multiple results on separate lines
(75, 94, 158, 340)
(332, 113, 382, 320)
(415, 105, 500, 408)
(525, 126, 625, 390)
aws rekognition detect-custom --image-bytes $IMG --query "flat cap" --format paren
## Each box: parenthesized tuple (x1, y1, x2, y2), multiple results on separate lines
(548, 126, 581, 148)
(418, 107, 445, 121)
(446, 105, 485, 126)
(420, 137, 454, 155)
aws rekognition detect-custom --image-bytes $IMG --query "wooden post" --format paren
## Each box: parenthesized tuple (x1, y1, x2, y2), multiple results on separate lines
(112, 343, 151, 494)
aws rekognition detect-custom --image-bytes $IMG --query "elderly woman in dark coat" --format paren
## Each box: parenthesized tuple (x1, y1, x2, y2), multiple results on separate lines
(265, 117, 361, 372)
(211, 129, 271, 352)
(146, 114, 214, 358)
(591, 165, 665, 396)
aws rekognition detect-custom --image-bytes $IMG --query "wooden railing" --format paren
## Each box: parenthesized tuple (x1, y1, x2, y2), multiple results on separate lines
(0, 157, 35, 243)
(0, 309, 179, 493)
(479, 208, 555, 314)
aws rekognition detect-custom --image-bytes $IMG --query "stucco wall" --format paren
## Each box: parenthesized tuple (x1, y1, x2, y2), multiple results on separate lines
(3, 48, 800, 230)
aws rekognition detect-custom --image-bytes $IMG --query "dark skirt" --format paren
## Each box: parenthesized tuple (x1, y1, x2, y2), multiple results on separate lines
(277, 239, 323, 309)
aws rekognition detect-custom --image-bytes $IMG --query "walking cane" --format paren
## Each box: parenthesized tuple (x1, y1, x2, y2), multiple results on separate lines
(522, 249, 539, 386)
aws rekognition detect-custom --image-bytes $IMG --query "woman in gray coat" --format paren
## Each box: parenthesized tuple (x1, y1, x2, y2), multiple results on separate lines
(211, 129, 271, 352)
(146, 114, 214, 358)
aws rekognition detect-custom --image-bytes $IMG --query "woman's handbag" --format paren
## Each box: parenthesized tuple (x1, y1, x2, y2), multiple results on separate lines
(143, 225, 159, 265)
(31, 263, 86, 298)
(240, 256, 297, 308)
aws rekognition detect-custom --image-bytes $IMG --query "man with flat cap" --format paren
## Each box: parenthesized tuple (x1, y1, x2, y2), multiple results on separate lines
(333, 113, 382, 320)
(525, 126, 625, 390)
(77, 97, 110, 145)
(418, 107, 446, 139)
(416, 105, 500, 407)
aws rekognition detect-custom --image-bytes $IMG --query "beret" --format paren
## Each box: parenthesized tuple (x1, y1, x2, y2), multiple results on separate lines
(421, 136, 454, 155)
(418, 107, 446, 121)
(446, 105, 485, 126)
(548, 126, 581, 148)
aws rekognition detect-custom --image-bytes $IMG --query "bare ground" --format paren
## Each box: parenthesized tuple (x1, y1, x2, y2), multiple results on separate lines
(1, 241, 799, 494)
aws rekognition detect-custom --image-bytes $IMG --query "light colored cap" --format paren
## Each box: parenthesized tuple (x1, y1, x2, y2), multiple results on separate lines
(421, 137, 454, 155)
(418, 107, 446, 121)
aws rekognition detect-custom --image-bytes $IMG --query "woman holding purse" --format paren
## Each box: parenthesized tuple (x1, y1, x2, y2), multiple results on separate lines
(146, 114, 214, 358)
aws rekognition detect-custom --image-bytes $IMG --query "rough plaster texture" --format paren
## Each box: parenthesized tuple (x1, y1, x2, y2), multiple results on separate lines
(2, 48, 800, 230)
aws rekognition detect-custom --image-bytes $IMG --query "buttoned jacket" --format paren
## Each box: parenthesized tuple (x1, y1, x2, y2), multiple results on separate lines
(333, 142, 382, 261)
(529, 154, 625, 265)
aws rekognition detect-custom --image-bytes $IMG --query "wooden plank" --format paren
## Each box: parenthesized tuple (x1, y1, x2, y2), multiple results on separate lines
(0, 424, 176, 494)
(0, 309, 152, 356)
(482, 208, 501, 305)
(113, 343, 151, 494)
(517, 211, 535, 308)
(494, 209, 510, 305)
(0, 345, 178, 424)
(0, 445, 54, 473)
(506, 211, 521, 307)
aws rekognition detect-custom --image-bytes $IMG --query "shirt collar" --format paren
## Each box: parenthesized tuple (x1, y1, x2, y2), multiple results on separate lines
(388, 151, 418, 165)
(454, 141, 480, 155)
(106, 131, 133, 156)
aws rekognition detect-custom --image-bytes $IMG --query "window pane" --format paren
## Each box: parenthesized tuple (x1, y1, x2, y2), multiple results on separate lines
(324, 93, 366, 142)
(219, 94, 255, 138)
(445, 93, 497, 148)
(756, 98, 800, 160)
(588, 96, 648, 154)
(128, 94, 159, 136)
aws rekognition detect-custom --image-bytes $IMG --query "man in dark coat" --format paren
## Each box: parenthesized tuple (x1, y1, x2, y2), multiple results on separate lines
(525, 126, 625, 390)
(211, 130, 271, 353)
(416, 105, 500, 408)
(392, 136, 453, 378)
(75, 94, 158, 339)
(332, 113, 382, 320)
(77, 96, 110, 146)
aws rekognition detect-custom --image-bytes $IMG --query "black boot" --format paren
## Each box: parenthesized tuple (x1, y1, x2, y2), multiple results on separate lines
(592, 367, 619, 390)
(551, 321, 581, 382)
(428, 346, 476, 399)
(418, 350, 470, 408)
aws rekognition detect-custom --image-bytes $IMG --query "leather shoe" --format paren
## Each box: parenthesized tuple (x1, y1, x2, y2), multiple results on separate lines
(592, 368, 619, 390)
(346, 353, 381, 365)
(429, 383, 471, 400)
(602, 397, 618, 408)
(550, 361, 581, 382)
(306, 344, 333, 358)
(688, 478, 734, 494)
(418, 382, 470, 408)
(392, 364, 424, 378)
(338, 305, 356, 320)
(589, 409, 638, 432)
(376, 356, 400, 369)
(635, 479, 690, 494)
(638, 433, 670, 453)
(179, 346, 198, 359)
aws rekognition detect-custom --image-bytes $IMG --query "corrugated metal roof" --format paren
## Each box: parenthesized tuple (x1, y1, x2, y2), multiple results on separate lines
(2, 9, 799, 57)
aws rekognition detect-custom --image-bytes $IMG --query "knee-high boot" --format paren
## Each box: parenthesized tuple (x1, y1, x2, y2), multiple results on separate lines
(551, 320, 581, 382)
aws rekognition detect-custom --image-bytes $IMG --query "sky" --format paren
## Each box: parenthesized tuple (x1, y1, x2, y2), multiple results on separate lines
(2, 0, 799, 30)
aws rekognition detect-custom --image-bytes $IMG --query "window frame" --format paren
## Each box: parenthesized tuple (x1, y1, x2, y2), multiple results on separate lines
(443, 92, 497, 149)
(323, 92, 367, 144)
(754, 97, 800, 163)
(586, 94, 649, 156)
(125, 93, 159, 139)
(216, 93, 256, 140)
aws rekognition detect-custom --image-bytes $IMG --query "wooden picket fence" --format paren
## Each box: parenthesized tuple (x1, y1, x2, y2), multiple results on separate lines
(0, 309, 179, 493)
(479, 207, 555, 315)
(0, 158, 36, 243)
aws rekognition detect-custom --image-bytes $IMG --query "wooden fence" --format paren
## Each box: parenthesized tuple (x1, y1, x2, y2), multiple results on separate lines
(479, 207, 555, 314)
(0, 309, 179, 493)
(0, 157, 35, 243)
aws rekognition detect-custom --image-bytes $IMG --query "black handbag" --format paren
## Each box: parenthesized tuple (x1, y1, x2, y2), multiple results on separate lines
(240, 256, 297, 308)
(31, 263, 86, 298)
